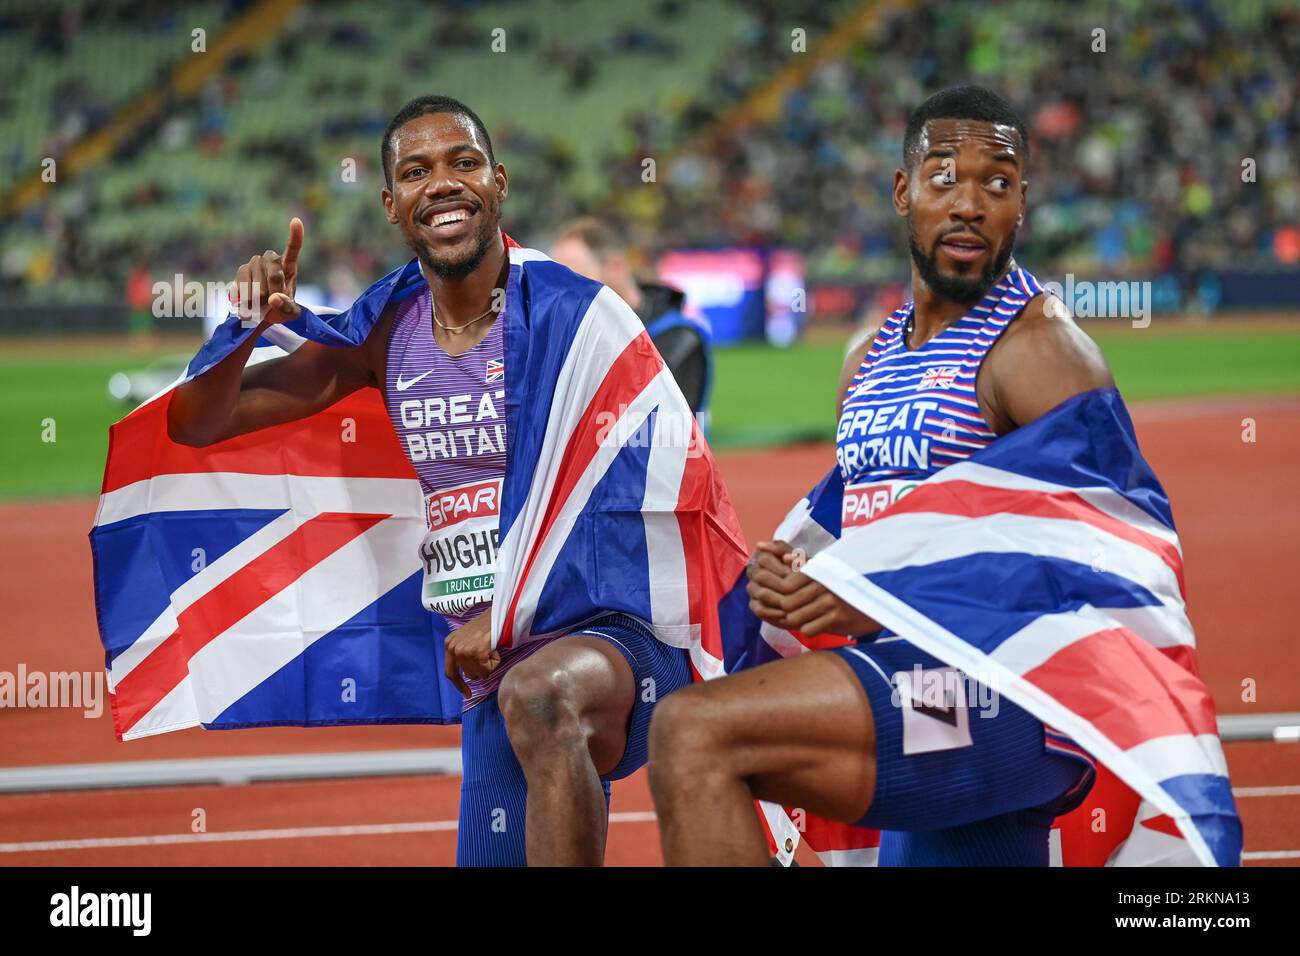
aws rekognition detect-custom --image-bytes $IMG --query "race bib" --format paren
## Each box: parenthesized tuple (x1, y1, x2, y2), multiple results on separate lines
(841, 479, 920, 531)
(892, 665, 974, 756)
(419, 477, 502, 617)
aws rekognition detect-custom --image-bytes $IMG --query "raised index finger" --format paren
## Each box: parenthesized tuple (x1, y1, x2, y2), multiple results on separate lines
(282, 217, 305, 272)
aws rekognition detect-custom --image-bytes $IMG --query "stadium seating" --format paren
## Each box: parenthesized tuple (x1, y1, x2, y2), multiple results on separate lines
(1, 0, 1296, 310)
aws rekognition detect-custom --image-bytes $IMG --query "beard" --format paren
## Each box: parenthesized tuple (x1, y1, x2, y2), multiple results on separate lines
(404, 203, 500, 280)
(909, 223, 1016, 306)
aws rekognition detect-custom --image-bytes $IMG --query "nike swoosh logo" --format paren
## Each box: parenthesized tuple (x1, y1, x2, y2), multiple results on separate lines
(850, 374, 894, 399)
(395, 369, 435, 392)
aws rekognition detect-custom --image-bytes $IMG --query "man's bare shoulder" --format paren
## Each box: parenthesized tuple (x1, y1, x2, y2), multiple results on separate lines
(836, 323, 883, 417)
(985, 291, 1115, 429)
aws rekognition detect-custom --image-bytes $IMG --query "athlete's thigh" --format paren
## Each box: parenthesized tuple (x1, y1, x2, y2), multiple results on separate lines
(501, 632, 637, 773)
(667, 649, 876, 824)
(836, 638, 1093, 835)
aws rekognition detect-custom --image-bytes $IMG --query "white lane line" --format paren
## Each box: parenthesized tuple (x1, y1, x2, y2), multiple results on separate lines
(0, 811, 659, 854)
(1242, 850, 1300, 861)
(1232, 785, 1300, 798)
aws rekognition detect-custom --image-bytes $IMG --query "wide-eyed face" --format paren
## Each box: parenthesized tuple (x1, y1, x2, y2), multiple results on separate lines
(894, 118, 1027, 304)
(382, 112, 508, 279)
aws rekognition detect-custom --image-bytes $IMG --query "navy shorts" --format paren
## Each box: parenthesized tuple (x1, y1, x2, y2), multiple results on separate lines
(457, 613, 691, 866)
(832, 637, 1095, 866)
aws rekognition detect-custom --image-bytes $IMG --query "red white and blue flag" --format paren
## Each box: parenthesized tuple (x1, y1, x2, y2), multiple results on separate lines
(918, 365, 959, 390)
(721, 388, 1242, 867)
(90, 240, 749, 741)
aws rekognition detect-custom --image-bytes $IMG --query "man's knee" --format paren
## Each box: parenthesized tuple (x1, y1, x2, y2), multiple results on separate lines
(648, 683, 729, 778)
(498, 664, 584, 756)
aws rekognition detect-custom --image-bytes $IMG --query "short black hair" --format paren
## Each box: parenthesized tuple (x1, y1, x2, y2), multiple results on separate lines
(902, 85, 1028, 169)
(381, 95, 496, 189)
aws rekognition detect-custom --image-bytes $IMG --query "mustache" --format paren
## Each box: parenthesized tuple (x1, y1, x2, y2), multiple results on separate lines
(936, 225, 990, 246)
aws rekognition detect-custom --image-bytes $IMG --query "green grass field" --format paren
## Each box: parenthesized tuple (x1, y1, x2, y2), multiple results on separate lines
(2, 324, 1298, 501)
(709, 324, 1300, 448)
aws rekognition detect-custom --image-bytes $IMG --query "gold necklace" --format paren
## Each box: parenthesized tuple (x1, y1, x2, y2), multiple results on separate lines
(432, 299, 499, 333)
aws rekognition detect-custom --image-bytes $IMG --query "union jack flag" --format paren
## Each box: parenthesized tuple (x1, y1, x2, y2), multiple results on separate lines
(485, 358, 504, 384)
(919, 365, 959, 390)
(90, 240, 749, 740)
(720, 388, 1242, 866)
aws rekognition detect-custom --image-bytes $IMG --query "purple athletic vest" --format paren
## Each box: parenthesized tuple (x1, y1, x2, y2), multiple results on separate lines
(381, 286, 549, 706)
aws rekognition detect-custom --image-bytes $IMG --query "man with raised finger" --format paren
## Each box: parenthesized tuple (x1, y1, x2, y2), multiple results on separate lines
(97, 94, 748, 867)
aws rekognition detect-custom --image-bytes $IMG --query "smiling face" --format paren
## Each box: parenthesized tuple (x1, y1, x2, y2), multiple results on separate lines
(894, 117, 1027, 305)
(382, 112, 508, 280)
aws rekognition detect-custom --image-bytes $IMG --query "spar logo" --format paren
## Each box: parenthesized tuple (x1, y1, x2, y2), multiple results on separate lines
(842, 481, 919, 529)
(425, 478, 501, 530)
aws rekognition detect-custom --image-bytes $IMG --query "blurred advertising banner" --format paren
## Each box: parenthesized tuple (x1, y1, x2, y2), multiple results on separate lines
(657, 247, 804, 346)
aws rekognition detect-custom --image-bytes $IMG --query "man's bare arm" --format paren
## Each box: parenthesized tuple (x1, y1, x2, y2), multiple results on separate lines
(168, 339, 375, 447)
(167, 218, 376, 447)
(983, 293, 1116, 432)
(836, 327, 878, 419)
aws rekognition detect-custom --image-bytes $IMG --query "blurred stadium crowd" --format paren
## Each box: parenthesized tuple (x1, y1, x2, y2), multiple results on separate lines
(1, 0, 1297, 314)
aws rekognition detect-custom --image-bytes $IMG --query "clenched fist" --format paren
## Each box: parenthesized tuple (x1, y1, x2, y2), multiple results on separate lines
(745, 539, 882, 638)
